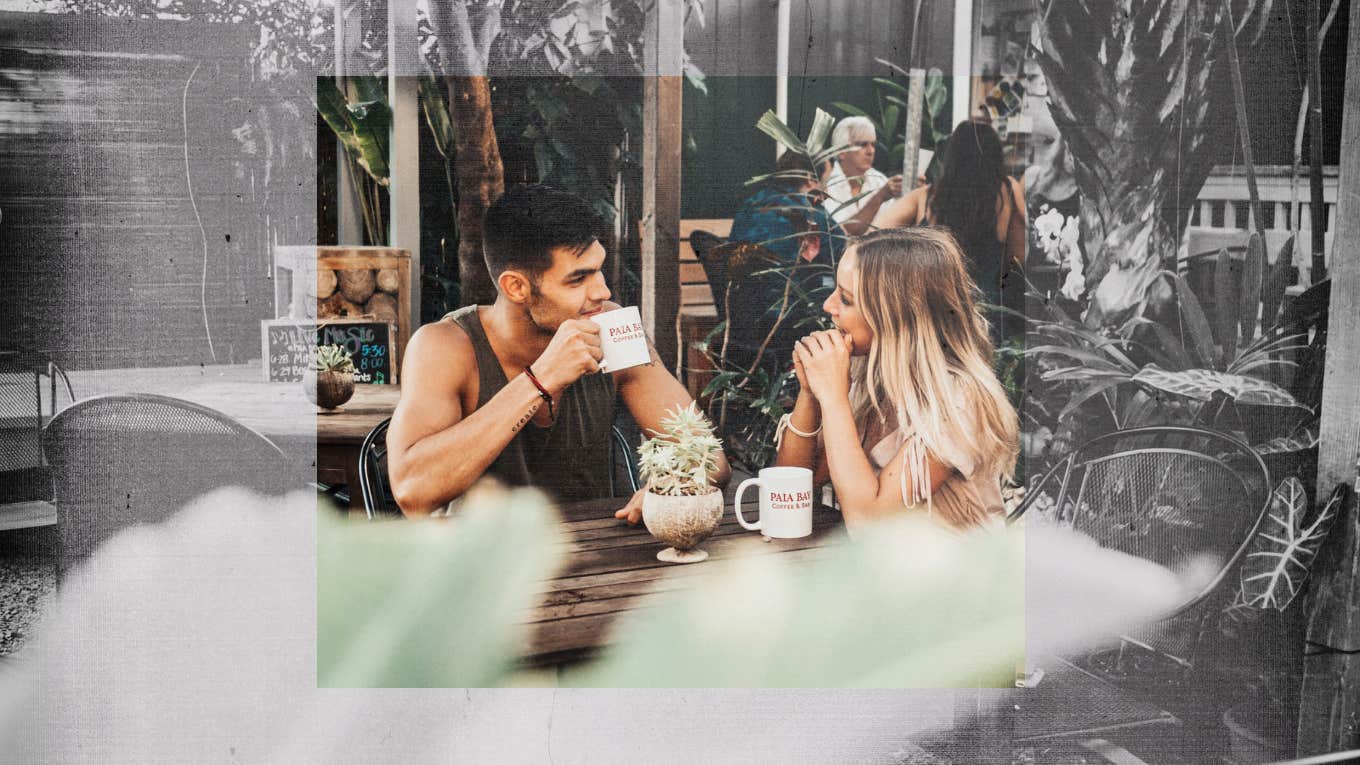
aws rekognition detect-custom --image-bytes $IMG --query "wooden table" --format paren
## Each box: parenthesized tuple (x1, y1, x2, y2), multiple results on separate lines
(175, 381, 400, 509)
(524, 495, 845, 666)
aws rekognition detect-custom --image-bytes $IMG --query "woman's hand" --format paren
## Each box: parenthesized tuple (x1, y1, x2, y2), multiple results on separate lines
(794, 330, 852, 404)
(614, 487, 646, 525)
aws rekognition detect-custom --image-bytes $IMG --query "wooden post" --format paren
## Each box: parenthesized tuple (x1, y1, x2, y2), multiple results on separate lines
(388, 0, 420, 332)
(1298, 0, 1360, 753)
(641, 0, 683, 372)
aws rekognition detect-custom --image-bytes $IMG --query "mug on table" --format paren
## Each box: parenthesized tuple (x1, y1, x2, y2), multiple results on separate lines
(733, 466, 814, 539)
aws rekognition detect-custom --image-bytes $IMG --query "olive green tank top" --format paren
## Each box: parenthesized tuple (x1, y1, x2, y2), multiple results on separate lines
(447, 305, 617, 502)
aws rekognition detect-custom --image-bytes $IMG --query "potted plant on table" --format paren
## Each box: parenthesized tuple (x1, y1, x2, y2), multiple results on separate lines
(637, 403, 725, 564)
(304, 344, 357, 412)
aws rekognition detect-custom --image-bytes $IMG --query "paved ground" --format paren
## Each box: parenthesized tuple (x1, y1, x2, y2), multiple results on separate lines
(0, 528, 56, 657)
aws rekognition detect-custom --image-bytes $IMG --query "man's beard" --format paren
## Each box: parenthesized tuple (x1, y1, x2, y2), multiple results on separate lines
(524, 288, 559, 336)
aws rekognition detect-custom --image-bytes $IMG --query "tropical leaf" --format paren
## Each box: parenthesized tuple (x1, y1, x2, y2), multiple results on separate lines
(1250, 423, 1320, 456)
(1131, 365, 1302, 407)
(1059, 378, 1127, 421)
(804, 108, 836, 155)
(1169, 273, 1218, 369)
(1027, 344, 1133, 374)
(755, 109, 806, 155)
(318, 487, 565, 687)
(1259, 234, 1295, 331)
(1239, 232, 1265, 342)
(1233, 480, 1346, 611)
(830, 101, 870, 118)
(1212, 247, 1240, 350)
(418, 76, 455, 158)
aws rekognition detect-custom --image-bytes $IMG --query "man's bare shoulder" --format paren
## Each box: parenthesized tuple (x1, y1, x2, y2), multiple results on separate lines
(403, 316, 476, 384)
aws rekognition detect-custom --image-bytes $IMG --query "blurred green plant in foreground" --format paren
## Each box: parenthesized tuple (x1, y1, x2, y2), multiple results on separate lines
(320, 485, 1029, 688)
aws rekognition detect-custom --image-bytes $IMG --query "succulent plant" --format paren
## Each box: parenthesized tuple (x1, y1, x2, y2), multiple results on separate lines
(315, 343, 356, 374)
(638, 403, 724, 497)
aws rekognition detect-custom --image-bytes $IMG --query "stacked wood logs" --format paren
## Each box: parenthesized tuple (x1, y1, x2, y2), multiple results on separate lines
(311, 267, 401, 326)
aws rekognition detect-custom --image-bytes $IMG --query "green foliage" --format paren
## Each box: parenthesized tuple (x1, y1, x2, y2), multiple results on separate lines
(316, 76, 391, 245)
(314, 343, 355, 373)
(318, 487, 566, 687)
(1018, 254, 1318, 475)
(637, 404, 724, 497)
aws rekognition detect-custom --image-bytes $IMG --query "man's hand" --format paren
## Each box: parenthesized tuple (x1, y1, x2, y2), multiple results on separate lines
(533, 319, 604, 393)
(614, 487, 646, 525)
(877, 174, 905, 200)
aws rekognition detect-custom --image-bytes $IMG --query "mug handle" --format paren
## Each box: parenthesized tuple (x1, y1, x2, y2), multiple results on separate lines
(733, 477, 762, 531)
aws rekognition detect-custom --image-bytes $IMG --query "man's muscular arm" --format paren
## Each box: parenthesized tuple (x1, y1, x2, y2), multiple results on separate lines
(387, 317, 605, 516)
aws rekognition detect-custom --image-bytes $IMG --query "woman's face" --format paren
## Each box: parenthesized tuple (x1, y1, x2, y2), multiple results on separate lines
(839, 129, 877, 178)
(822, 247, 874, 356)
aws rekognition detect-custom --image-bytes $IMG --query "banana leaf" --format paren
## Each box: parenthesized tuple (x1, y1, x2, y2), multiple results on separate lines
(1250, 422, 1320, 456)
(316, 78, 391, 184)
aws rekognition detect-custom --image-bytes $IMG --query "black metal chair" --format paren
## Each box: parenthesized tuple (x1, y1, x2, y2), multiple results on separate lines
(609, 424, 639, 495)
(1013, 425, 1271, 674)
(358, 417, 401, 520)
(41, 393, 300, 574)
(1, 348, 74, 524)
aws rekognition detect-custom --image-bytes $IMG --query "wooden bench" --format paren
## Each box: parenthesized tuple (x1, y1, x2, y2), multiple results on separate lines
(677, 219, 731, 399)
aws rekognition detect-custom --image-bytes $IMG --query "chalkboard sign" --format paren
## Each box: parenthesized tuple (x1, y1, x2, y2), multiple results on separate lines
(261, 319, 396, 384)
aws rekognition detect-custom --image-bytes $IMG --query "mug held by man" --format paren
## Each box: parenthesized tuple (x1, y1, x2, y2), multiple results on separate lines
(591, 305, 651, 372)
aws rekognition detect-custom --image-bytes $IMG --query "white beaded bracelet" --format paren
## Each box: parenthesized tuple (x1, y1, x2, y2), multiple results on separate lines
(774, 412, 822, 449)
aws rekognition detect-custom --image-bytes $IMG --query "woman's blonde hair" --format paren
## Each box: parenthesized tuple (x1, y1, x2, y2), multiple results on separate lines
(847, 227, 1018, 528)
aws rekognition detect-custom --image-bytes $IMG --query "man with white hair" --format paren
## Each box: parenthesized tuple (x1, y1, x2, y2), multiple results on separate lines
(822, 116, 904, 235)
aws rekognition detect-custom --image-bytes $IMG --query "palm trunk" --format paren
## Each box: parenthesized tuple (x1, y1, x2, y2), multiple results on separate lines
(447, 76, 503, 306)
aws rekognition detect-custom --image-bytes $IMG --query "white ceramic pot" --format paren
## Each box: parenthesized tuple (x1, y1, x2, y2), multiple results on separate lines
(642, 488, 723, 563)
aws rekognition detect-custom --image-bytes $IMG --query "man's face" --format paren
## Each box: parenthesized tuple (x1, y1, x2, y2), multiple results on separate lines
(840, 130, 877, 178)
(524, 240, 612, 332)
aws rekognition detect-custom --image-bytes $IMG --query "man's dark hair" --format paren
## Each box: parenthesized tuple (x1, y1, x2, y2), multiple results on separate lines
(482, 184, 607, 281)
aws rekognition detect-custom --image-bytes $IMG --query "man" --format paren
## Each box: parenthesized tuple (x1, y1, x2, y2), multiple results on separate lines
(387, 185, 729, 520)
(821, 116, 904, 236)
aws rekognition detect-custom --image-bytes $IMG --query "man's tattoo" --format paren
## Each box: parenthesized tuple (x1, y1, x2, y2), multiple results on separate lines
(511, 401, 542, 433)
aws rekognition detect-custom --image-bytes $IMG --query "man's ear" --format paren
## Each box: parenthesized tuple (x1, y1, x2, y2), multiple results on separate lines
(497, 269, 535, 304)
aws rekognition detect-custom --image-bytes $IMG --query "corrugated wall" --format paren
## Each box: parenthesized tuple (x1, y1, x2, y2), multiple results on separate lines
(0, 12, 267, 369)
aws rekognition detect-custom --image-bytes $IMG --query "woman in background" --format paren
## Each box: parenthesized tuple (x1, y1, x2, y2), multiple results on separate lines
(871, 121, 1025, 311)
(774, 228, 1018, 533)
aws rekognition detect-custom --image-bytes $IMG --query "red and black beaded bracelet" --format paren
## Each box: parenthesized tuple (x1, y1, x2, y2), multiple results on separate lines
(524, 365, 554, 420)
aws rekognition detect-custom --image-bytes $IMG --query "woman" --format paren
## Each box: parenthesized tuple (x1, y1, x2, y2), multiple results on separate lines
(872, 121, 1025, 310)
(774, 228, 1018, 532)
(822, 116, 904, 236)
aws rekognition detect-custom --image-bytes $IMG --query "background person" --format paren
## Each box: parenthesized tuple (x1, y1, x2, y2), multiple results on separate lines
(821, 116, 904, 236)
(386, 184, 729, 519)
(724, 150, 842, 373)
(773, 228, 1018, 534)
(871, 120, 1026, 314)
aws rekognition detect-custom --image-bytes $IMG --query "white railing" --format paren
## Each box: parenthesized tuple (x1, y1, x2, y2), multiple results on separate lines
(1184, 164, 1338, 284)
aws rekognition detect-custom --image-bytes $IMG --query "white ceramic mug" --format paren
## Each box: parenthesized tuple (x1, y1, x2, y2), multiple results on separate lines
(733, 466, 814, 539)
(591, 306, 651, 373)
